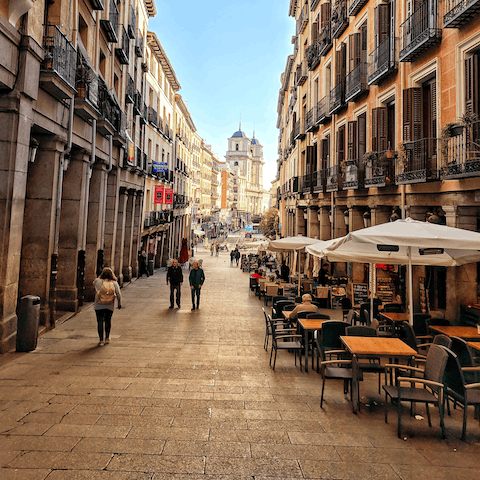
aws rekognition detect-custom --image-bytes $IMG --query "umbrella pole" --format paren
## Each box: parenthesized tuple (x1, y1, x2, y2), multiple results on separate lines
(298, 251, 301, 297)
(408, 246, 414, 326)
(370, 263, 374, 324)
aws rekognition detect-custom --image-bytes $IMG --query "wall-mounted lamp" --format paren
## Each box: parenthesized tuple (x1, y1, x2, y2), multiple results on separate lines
(29, 138, 39, 163)
(390, 206, 401, 222)
(363, 210, 371, 229)
(343, 209, 350, 226)
(303, 210, 308, 220)
(328, 209, 333, 224)
(426, 210, 445, 225)
(317, 210, 322, 222)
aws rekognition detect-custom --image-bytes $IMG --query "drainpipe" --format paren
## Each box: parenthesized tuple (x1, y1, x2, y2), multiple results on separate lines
(50, 97, 74, 326)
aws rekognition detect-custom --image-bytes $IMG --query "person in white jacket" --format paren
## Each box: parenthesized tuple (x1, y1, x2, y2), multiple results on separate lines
(93, 267, 122, 346)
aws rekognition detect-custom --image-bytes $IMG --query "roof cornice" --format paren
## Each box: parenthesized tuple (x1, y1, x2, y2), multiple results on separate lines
(147, 31, 181, 91)
(144, 0, 157, 17)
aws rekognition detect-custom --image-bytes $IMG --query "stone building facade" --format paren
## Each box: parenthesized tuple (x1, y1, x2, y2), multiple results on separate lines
(277, 0, 480, 319)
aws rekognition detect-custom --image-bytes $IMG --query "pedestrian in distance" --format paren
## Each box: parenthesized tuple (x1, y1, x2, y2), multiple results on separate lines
(189, 261, 205, 310)
(215, 242, 219, 257)
(93, 267, 122, 347)
(230, 249, 235, 266)
(234, 248, 241, 266)
(210, 243, 214, 256)
(138, 250, 150, 277)
(166, 259, 183, 308)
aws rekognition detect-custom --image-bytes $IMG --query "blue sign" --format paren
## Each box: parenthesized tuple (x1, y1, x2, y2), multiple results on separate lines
(154, 162, 168, 173)
(245, 224, 253, 232)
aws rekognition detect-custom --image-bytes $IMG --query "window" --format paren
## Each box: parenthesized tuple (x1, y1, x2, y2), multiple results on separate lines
(403, 79, 436, 142)
(465, 52, 479, 117)
(79, 15, 88, 48)
(306, 144, 317, 174)
(235, 143, 239, 151)
(321, 135, 330, 169)
(99, 50, 106, 78)
(337, 124, 346, 164)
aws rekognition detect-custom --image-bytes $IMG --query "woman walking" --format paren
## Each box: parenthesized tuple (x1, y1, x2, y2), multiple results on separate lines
(93, 267, 122, 346)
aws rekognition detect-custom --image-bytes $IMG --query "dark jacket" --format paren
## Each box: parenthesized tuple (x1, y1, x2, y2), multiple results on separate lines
(167, 265, 183, 285)
(189, 268, 205, 287)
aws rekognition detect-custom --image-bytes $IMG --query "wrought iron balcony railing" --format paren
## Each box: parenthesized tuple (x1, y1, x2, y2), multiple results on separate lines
(295, 62, 308, 86)
(128, 6, 137, 39)
(305, 107, 316, 132)
(148, 106, 157, 127)
(126, 73, 134, 104)
(313, 169, 326, 192)
(290, 129, 296, 147)
(293, 118, 306, 140)
(100, 0, 119, 43)
(444, 0, 480, 27)
(115, 27, 130, 64)
(296, 4, 309, 34)
(311, 0, 321, 10)
(396, 138, 440, 184)
(300, 173, 315, 193)
(342, 159, 364, 190)
(133, 90, 142, 116)
(42, 25, 77, 92)
(135, 30, 144, 57)
(89, 0, 104, 10)
(348, 0, 368, 16)
(326, 165, 341, 192)
(399, 0, 441, 62)
(331, 0, 349, 39)
(345, 62, 368, 102)
(305, 26, 332, 71)
(316, 96, 331, 125)
(329, 81, 346, 115)
(440, 120, 480, 179)
(74, 48, 99, 120)
(368, 37, 399, 85)
(364, 151, 395, 188)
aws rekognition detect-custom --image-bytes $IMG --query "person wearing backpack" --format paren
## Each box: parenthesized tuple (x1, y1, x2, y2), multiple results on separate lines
(93, 267, 122, 346)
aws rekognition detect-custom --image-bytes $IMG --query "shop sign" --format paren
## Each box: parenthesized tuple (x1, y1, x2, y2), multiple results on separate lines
(165, 188, 173, 204)
(127, 141, 135, 165)
(154, 186, 164, 204)
(154, 162, 168, 173)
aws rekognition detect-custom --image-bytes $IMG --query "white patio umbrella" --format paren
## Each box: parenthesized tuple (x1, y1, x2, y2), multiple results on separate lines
(306, 218, 480, 325)
(267, 236, 324, 295)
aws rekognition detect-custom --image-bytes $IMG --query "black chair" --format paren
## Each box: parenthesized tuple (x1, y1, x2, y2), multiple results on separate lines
(273, 300, 294, 319)
(442, 347, 480, 441)
(399, 322, 451, 359)
(306, 313, 331, 320)
(269, 317, 303, 371)
(383, 344, 448, 439)
(263, 310, 295, 351)
(249, 277, 258, 296)
(314, 321, 350, 370)
(346, 326, 377, 337)
(413, 313, 432, 337)
(449, 336, 480, 382)
(383, 303, 406, 313)
(316, 336, 354, 408)
(341, 297, 352, 321)
(359, 302, 381, 326)
(426, 318, 450, 335)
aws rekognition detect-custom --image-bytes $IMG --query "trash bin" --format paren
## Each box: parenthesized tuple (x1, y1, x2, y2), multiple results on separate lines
(148, 259, 154, 275)
(16, 295, 41, 352)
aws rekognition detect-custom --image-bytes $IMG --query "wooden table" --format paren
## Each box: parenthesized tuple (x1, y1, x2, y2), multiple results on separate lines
(340, 336, 417, 413)
(467, 342, 480, 351)
(379, 312, 409, 323)
(430, 325, 480, 341)
(297, 319, 330, 373)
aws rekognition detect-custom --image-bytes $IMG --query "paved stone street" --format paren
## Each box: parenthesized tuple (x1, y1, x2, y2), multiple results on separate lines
(0, 247, 479, 479)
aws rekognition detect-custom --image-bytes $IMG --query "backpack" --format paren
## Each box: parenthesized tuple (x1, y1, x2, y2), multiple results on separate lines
(96, 280, 116, 305)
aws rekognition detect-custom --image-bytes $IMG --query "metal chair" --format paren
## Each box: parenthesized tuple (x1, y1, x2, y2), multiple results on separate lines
(269, 317, 303, 371)
(383, 344, 448, 439)
(264, 284, 279, 306)
(306, 313, 331, 320)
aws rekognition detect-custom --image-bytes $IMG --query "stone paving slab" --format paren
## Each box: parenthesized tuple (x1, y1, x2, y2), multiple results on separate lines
(0, 248, 479, 479)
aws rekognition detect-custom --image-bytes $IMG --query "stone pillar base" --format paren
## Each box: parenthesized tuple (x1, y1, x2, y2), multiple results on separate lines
(56, 287, 79, 313)
(0, 313, 18, 354)
(123, 266, 132, 283)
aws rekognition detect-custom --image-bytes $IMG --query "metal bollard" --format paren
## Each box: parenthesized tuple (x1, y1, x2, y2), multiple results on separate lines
(16, 295, 41, 352)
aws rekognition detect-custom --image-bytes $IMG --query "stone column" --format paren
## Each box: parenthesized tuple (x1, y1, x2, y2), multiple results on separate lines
(333, 207, 348, 239)
(308, 208, 320, 239)
(370, 206, 391, 226)
(84, 163, 107, 301)
(408, 205, 428, 222)
(56, 149, 90, 313)
(122, 189, 136, 282)
(350, 206, 365, 232)
(103, 169, 120, 270)
(319, 206, 331, 241)
(131, 191, 143, 277)
(296, 208, 307, 236)
(115, 187, 128, 285)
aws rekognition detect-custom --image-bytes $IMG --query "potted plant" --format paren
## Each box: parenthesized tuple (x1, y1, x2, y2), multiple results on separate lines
(397, 142, 408, 173)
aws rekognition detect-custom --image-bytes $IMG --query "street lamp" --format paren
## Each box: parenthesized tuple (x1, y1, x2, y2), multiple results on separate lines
(363, 209, 371, 228)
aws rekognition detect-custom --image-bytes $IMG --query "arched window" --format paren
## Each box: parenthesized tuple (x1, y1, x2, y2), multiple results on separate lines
(234, 161, 238, 166)
(235, 143, 239, 150)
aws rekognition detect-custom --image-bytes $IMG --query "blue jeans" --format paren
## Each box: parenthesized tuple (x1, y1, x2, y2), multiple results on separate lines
(191, 286, 201, 307)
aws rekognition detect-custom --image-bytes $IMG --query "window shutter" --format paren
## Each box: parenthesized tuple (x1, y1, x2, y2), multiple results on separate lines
(403, 88, 422, 142)
(306, 145, 315, 174)
(378, 107, 388, 152)
(337, 126, 345, 163)
(358, 113, 367, 159)
(465, 54, 479, 116)
(321, 3, 331, 29)
(378, 4, 389, 44)
(347, 121, 357, 160)
(321, 138, 329, 169)
(336, 48, 342, 85)
(361, 24, 368, 63)
(372, 107, 379, 151)
(374, 6, 379, 48)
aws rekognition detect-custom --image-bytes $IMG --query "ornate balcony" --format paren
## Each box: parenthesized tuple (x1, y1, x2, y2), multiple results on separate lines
(133, 90, 142, 116)
(329, 82, 346, 115)
(295, 62, 308, 86)
(100, 0, 119, 43)
(296, 4, 309, 34)
(331, 0, 349, 39)
(74, 47, 100, 121)
(89, 0, 104, 10)
(128, 6, 137, 39)
(348, 0, 368, 16)
(293, 118, 306, 140)
(125, 73, 134, 104)
(316, 96, 331, 125)
(313, 169, 326, 193)
(326, 165, 341, 192)
(364, 152, 395, 188)
(300, 173, 315, 194)
(135, 30, 144, 57)
(440, 120, 480, 179)
(97, 78, 119, 137)
(395, 138, 440, 184)
(115, 27, 130, 64)
(305, 107, 317, 132)
(444, 0, 480, 27)
(41, 25, 77, 100)
(148, 106, 158, 127)
(345, 62, 368, 102)
(399, 0, 441, 62)
(342, 159, 364, 190)
(368, 37, 399, 85)
(306, 26, 332, 71)
(311, 0, 321, 9)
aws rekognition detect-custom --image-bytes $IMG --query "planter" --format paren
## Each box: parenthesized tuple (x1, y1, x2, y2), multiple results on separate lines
(451, 124, 465, 137)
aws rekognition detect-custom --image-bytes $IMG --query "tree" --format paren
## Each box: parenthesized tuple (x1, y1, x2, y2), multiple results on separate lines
(259, 208, 279, 239)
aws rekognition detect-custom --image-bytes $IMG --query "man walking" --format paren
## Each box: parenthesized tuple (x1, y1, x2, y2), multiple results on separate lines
(189, 261, 205, 310)
(166, 259, 183, 308)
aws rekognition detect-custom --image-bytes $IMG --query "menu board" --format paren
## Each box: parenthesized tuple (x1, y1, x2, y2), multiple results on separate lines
(353, 283, 369, 306)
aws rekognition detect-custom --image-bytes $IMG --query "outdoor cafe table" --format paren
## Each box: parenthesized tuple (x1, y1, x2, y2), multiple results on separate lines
(340, 336, 417, 414)
(467, 342, 480, 352)
(297, 318, 331, 373)
(378, 312, 409, 336)
(429, 325, 480, 341)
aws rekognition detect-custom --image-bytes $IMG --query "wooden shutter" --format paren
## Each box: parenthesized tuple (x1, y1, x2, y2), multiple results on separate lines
(358, 113, 367, 159)
(378, 4, 389, 45)
(306, 145, 315, 174)
(348, 33, 361, 71)
(360, 24, 368, 63)
(465, 54, 479, 116)
(372, 107, 379, 151)
(321, 3, 331, 29)
(321, 138, 329, 169)
(336, 48, 343, 86)
(312, 18, 319, 43)
(377, 108, 388, 151)
(347, 121, 357, 160)
(337, 125, 345, 163)
(403, 88, 422, 141)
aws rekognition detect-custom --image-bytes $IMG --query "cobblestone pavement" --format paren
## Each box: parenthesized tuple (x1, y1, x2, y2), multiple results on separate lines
(0, 248, 479, 479)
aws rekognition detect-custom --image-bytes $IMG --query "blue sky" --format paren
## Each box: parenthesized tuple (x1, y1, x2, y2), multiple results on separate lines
(149, 1, 294, 190)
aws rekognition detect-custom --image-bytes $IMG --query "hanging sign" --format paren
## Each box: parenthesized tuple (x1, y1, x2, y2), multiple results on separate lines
(154, 162, 168, 173)
(165, 188, 173, 204)
(154, 186, 164, 204)
(127, 141, 135, 165)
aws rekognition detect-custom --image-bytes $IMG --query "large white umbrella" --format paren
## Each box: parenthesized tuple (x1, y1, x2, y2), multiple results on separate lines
(306, 218, 480, 325)
(268, 236, 324, 295)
